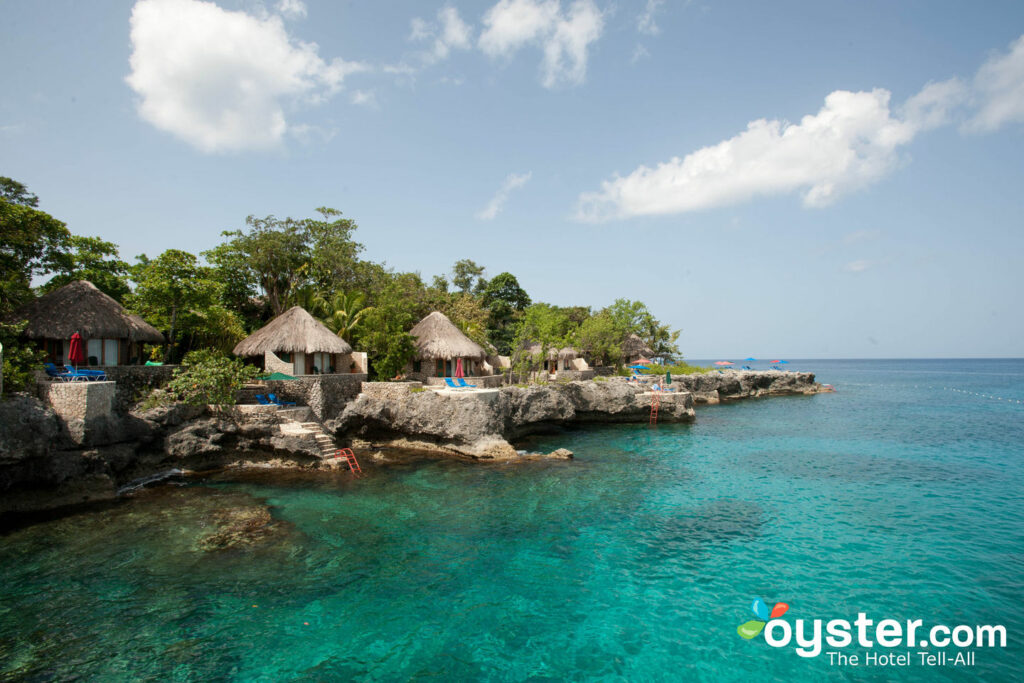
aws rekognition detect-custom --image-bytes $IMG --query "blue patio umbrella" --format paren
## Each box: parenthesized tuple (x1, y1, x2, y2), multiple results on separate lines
(744, 357, 756, 362)
(777, 360, 789, 364)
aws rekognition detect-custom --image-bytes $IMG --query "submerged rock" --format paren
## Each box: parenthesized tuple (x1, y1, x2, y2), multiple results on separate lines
(196, 505, 278, 551)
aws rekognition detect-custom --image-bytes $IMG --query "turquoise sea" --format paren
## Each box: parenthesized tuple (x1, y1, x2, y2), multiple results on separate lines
(1, 359, 1022, 681)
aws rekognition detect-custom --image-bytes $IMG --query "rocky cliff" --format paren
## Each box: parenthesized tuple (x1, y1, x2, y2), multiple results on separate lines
(1, 370, 825, 518)
(0, 399, 324, 516)
(332, 380, 696, 460)
(668, 370, 823, 403)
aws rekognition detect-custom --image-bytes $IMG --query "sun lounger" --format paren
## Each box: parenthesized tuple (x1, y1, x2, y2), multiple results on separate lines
(444, 378, 463, 389)
(455, 378, 476, 388)
(268, 393, 296, 406)
(255, 394, 272, 405)
(44, 363, 70, 381)
(63, 365, 106, 381)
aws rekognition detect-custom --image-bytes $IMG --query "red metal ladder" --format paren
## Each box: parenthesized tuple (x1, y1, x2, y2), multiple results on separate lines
(333, 448, 363, 476)
(649, 392, 660, 425)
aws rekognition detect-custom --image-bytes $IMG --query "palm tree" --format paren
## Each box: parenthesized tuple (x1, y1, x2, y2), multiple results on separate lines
(322, 290, 372, 340)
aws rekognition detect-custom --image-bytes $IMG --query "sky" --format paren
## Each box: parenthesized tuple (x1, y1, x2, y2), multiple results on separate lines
(2, 0, 1023, 359)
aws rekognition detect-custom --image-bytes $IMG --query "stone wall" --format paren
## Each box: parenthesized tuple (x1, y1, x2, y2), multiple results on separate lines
(265, 350, 293, 375)
(259, 373, 367, 421)
(37, 365, 178, 414)
(360, 381, 424, 399)
(36, 380, 117, 445)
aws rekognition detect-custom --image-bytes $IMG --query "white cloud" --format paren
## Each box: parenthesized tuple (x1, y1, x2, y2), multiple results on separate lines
(126, 0, 363, 153)
(350, 90, 378, 108)
(631, 43, 650, 64)
(577, 86, 958, 221)
(276, 0, 306, 20)
(637, 0, 663, 35)
(476, 172, 532, 220)
(965, 34, 1024, 132)
(844, 260, 872, 273)
(479, 0, 604, 88)
(410, 5, 472, 65)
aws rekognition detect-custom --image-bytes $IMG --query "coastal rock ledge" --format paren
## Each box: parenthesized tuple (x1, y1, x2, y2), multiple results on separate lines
(332, 380, 696, 460)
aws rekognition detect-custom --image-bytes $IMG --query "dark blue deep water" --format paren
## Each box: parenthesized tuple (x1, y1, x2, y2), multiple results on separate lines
(1, 359, 1022, 681)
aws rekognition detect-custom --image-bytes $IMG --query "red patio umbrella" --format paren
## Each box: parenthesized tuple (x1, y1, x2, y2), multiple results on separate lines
(455, 357, 464, 378)
(68, 332, 85, 369)
(714, 361, 734, 366)
(633, 357, 653, 365)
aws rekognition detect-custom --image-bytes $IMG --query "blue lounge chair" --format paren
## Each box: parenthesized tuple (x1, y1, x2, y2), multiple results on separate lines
(268, 393, 296, 406)
(444, 378, 461, 389)
(255, 394, 272, 405)
(455, 378, 476, 388)
(44, 363, 70, 381)
(64, 365, 106, 381)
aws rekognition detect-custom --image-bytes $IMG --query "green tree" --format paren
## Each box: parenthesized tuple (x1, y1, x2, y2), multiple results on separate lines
(321, 290, 373, 341)
(206, 208, 365, 317)
(481, 272, 531, 354)
(130, 250, 244, 361)
(353, 273, 427, 379)
(165, 349, 260, 406)
(0, 320, 45, 395)
(0, 178, 71, 313)
(510, 303, 574, 377)
(41, 235, 131, 302)
(577, 311, 623, 367)
(451, 258, 486, 294)
(442, 292, 490, 348)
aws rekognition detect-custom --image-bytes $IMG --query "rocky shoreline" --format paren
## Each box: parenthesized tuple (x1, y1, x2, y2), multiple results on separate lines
(0, 371, 826, 520)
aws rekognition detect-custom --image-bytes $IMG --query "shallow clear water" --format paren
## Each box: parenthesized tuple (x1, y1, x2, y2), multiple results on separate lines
(2, 359, 1023, 681)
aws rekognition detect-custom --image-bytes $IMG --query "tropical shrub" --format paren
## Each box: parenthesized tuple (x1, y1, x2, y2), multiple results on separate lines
(165, 349, 260, 406)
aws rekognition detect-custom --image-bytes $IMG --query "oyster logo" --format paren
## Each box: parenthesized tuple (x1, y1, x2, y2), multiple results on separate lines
(738, 597, 790, 640)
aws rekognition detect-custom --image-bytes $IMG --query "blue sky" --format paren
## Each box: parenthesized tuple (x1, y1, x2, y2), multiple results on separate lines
(2, 0, 1023, 358)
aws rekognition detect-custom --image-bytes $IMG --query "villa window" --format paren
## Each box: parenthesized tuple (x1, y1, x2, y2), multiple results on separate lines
(413, 360, 421, 373)
(86, 338, 119, 366)
(436, 359, 444, 377)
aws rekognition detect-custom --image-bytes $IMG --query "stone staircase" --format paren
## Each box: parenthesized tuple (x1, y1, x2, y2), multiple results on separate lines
(277, 417, 339, 462)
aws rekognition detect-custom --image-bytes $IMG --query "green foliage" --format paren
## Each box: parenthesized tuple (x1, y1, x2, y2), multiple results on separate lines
(576, 311, 622, 367)
(165, 349, 260, 406)
(0, 177, 39, 207)
(320, 290, 373, 341)
(206, 208, 365, 317)
(0, 320, 45, 395)
(0, 179, 71, 314)
(481, 272, 530, 354)
(606, 298, 680, 362)
(355, 274, 421, 380)
(639, 362, 713, 375)
(451, 258, 486, 293)
(129, 250, 245, 361)
(510, 303, 577, 377)
(441, 292, 490, 348)
(40, 235, 131, 302)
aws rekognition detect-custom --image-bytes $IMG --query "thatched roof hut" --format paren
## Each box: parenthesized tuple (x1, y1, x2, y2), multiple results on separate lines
(524, 342, 578, 360)
(11, 280, 164, 343)
(622, 333, 654, 359)
(409, 311, 485, 360)
(233, 306, 352, 357)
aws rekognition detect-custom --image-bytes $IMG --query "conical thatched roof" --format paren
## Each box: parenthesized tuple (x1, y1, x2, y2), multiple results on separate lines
(10, 280, 164, 343)
(524, 342, 578, 360)
(622, 333, 654, 358)
(410, 311, 485, 360)
(233, 306, 352, 357)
